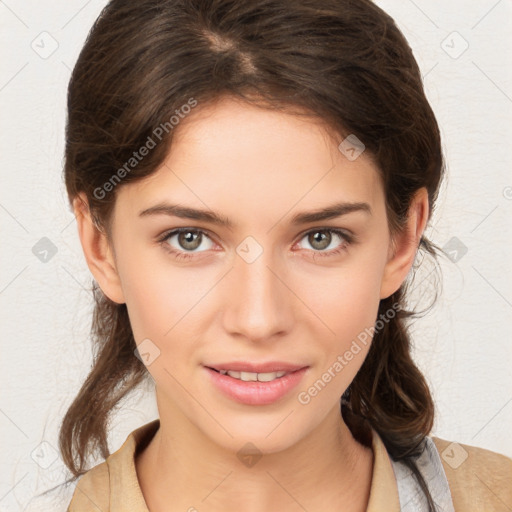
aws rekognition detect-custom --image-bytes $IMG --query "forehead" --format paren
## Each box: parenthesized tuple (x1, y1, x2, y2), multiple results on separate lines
(114, 96, 384, 227)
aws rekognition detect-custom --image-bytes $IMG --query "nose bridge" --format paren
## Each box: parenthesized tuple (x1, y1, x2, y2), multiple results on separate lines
(222, 238, 292, 340)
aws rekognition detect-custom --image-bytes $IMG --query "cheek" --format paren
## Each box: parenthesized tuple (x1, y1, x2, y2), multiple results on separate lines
(114, 239, 192, 342)
(299, 259, 383, 339)
(294, 270, 381, 407)
(113, 239, 173, 343)
(123, 267, 199, 344)
(292, 247, 385, 392)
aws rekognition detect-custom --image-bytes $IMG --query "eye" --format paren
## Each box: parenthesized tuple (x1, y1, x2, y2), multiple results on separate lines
(158, 228, 214, 260)
(295, 228, 353, 257)
(157, 227, 354, 262)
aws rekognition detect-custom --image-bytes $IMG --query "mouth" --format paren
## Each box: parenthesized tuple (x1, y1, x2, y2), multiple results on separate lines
(204, 363, 309, 405)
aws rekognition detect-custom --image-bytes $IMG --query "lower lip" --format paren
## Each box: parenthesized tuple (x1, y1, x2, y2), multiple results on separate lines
(205, 366, 308, 405)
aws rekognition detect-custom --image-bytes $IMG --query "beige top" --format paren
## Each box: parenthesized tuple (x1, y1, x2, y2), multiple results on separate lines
(68, 420, 512, 511)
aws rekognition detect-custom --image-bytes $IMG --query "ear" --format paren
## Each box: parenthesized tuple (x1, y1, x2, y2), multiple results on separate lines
(72, 192, 126, 304)
(379, 187, 429, 300)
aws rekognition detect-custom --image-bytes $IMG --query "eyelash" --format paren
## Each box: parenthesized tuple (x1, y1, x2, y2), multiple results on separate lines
(157, 227, 355, 261)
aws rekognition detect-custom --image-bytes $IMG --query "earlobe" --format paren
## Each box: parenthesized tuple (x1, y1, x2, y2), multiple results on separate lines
(72, 193, 126, 304)
(379, 188, 429, 300)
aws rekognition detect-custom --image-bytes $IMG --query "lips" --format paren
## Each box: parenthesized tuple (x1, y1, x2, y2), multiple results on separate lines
(205, 364, 309, 405)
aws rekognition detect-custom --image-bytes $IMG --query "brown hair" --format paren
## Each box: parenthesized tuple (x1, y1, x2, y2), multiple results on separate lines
(61, 0, 444, 508)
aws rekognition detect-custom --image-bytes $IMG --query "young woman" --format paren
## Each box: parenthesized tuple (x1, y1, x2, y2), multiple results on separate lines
(60, 0, 512, 510)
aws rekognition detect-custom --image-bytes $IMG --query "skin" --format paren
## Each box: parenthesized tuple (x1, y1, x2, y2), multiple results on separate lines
(74, 95, 429, 511)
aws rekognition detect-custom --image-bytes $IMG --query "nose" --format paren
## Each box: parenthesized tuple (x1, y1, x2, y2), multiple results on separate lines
(222, 245, 294, 343)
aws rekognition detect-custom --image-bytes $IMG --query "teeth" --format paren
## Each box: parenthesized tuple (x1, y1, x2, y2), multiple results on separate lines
(218, 370, 287, 381)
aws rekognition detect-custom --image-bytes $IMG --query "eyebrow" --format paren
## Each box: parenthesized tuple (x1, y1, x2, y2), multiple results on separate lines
(138, 200, 372, 228)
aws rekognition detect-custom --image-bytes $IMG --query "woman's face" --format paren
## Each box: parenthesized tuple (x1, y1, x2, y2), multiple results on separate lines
(98, 96, 406, 453)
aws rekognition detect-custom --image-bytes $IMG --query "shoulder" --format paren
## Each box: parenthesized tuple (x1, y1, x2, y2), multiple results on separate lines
(432, 436, 512, 511)
(67, 461, 110, 511)
(67, 420, 160, 511)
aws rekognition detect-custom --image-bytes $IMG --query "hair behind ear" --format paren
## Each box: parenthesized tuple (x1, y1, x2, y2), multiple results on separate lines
(59, 284, 147, 476)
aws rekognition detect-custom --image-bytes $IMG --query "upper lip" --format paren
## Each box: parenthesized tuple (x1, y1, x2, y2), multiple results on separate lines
(205, 361, 308, 373)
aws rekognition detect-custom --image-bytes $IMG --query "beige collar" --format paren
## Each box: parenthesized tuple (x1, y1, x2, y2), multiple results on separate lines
(82, 419, 400, 511)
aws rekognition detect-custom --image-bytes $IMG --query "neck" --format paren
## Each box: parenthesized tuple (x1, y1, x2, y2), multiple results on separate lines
(136, 400, 373, 512)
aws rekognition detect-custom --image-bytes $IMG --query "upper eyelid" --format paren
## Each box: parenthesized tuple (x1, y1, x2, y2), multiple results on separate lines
(160, 227, 218, 245)
(296, 226, 351, 238)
